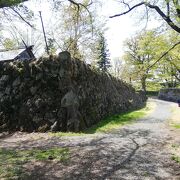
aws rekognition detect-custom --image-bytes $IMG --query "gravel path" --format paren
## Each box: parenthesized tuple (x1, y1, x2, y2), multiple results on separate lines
(0, 98, 180, 180)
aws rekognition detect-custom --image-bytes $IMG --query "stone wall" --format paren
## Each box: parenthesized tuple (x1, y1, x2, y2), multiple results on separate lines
(158, 88, 180, 102)
(0, 52, 146, 132)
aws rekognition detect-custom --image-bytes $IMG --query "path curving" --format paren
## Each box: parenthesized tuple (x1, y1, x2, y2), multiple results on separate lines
(0, 98, 180, 180)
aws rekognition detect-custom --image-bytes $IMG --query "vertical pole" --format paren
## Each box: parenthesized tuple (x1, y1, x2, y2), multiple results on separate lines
(39, 11, 49, 55)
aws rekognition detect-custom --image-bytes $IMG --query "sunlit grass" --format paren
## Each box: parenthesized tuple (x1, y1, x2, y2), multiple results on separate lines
(169, 104, 180, 129)
(51, 110, 146, 136)
(171, 144, 180, 165)
(51, 100, 155, 137)
(171, 155, 180, 164)
(84, 110, 145, 133)
(173, 124, 180, 129)
(166, 105, 180, 164)
(0, 147, 69, 179)
(52, 132, 85, 137)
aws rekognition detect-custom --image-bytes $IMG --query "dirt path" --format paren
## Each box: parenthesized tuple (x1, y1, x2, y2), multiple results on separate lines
(0, 98, 180, 180)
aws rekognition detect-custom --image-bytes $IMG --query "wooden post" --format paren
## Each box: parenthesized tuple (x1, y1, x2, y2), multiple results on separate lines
(39, 11, 49, 55)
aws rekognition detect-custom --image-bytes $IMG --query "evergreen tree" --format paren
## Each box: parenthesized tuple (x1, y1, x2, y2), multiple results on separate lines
(97, 33, 111, 72)
(47, 38, 56, 55)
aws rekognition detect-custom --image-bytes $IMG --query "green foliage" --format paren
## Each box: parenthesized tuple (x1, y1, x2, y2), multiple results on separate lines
(121, 30, 180, 92)
(1, 0, 103, 62)
(96, 32, 111, 72)
(56, 0, 101, 60)
(122, 30, 164, 91)
(3, 38, 17, 50)
(146, 81, 162, 91)
(0, 147, 69, 179)
(63, 37, 83, 59)
(47, 38, 56, 55)
(155, 31, 180, 88)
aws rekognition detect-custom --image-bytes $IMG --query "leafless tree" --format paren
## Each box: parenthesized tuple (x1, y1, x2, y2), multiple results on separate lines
(109, 0, 180, 33)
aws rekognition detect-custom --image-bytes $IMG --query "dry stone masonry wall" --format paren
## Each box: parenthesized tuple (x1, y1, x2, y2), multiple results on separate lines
(158, 88, 180, 102)
(0, 52, 146, 132)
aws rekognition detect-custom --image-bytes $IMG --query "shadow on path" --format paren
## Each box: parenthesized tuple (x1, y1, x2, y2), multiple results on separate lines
(0, 99, 180, 179)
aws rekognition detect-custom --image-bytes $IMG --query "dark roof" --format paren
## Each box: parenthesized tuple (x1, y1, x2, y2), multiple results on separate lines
(0, 49, 25, 61)
(0, 46, 35, 62)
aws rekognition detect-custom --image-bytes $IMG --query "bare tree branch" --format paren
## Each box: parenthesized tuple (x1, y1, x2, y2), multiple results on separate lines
(166, 1, 170, 18)
(148, 41, 180, 69)
(173, 0, 180, 18)
(67, 0, 94, 36)
(122, 0, 130, 9)
(67, 0, 93, 11)
(109, 2, 145, 18)
(167, 56, 180, 73)
(9, 7, 34, 28)
(146, 3, 180, 33)
(110, 1, 180, 33)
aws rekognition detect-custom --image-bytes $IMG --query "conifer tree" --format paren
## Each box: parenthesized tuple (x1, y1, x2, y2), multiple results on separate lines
(97, 33, 111, 72)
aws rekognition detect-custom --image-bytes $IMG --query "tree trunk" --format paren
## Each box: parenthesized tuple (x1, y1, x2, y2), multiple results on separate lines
(141, 75, 147, 94)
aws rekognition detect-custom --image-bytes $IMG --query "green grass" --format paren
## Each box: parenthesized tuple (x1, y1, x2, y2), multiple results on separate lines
(171, 144, 180, 164)
(0, 147, 69, 179)
(171, 144, 180, 149)
(169, 105, 180, 129)
(51, 104, 151, 137)
(85, 110, 146, 133)
(51, 132, 85, 137)
(171, 155, 180, 164)
(172, 124, 180, 129)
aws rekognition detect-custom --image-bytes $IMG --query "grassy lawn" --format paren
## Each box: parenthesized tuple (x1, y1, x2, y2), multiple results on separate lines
(0, 147, 69, 179)
(169, 104, 180, 129)
(169, 105, 180, 165)
(52, 100, 156, 136)
(171, 144, 180, 165)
